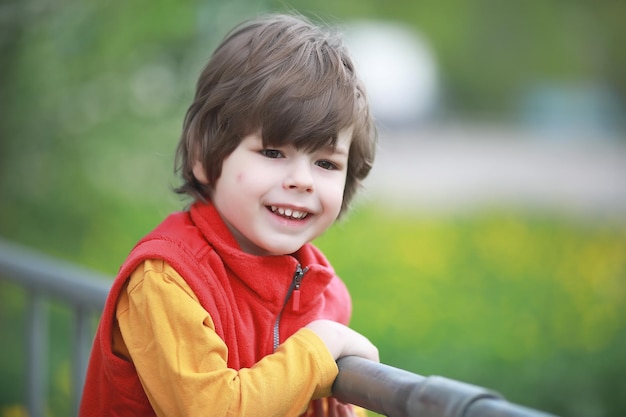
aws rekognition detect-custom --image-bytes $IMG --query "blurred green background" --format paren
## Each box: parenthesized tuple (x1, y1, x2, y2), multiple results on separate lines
(1, 1, 625, 417)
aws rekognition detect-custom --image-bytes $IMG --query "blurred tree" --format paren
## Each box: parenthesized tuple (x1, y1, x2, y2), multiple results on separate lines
(0, 0, 24, 168)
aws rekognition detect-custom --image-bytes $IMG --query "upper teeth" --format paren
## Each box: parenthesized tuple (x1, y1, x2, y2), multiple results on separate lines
(271, 206, 308, 219)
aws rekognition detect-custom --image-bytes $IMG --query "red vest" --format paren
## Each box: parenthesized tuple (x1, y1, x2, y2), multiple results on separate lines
(79, 201, 352, 416)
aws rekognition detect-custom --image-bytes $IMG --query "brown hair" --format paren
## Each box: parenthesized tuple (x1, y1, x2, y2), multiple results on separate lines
(175, 13, 376, 215)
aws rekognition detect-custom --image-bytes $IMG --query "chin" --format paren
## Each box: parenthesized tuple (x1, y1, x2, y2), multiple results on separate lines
(262, 242, 305, 256)
(266, 247, 300, 256)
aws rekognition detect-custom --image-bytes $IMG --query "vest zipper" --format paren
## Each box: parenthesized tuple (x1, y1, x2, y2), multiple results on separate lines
(273, 264, 309, 351)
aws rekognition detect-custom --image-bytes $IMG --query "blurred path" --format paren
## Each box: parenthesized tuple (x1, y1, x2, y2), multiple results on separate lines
(364, 124, 626, 219)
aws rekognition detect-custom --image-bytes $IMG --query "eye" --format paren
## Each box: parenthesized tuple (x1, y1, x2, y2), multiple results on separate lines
(260, 149, 284, 159)
(315, 160, 339, 170)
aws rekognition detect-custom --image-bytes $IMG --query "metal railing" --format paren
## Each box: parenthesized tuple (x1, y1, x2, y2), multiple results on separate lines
(0, 238, 110, 417)
(334, 356, 558, 417)
(0, 238, 560, 417)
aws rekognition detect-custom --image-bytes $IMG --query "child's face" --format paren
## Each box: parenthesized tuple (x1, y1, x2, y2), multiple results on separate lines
(194, 130, 351, 256)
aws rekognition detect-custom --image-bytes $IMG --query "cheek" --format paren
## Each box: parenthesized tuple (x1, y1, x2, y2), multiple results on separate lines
(226, 166, 248, 185)
(322, 179, 347, 212)
(229, 170, 269, 196)
(236, 171, 264, 188)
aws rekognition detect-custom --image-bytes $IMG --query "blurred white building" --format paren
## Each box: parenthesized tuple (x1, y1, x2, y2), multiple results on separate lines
(344, 21, 440, 129)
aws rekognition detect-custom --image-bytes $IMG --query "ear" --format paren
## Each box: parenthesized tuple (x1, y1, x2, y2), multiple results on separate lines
(192, 161, 209, 185)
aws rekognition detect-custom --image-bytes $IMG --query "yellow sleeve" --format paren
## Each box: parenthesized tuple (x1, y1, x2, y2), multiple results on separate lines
(115, 259, 338, 417)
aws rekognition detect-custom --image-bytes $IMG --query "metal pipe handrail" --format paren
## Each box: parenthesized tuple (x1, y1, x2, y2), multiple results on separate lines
(0, 238, 111, 309)
(334, 356, 559, 417)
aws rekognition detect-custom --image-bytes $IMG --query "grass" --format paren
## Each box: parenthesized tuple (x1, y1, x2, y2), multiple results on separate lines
(315, 203, 626, 417)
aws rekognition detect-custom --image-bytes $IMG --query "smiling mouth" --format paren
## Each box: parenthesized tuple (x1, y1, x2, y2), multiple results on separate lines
(269, 206, 309, 220)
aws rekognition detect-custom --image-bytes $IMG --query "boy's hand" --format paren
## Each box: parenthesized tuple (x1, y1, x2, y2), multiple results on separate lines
(311, 398, 363, 417)
(327, 398, 361, 417)
(305, 320, 379, 362)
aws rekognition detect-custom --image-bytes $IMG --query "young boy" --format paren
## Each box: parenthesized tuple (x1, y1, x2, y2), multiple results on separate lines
(80, 13, 378, 417)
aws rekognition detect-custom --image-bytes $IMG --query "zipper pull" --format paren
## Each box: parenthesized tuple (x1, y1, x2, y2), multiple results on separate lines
(292, 265, 308, 312)
(292, 286, 301, 312)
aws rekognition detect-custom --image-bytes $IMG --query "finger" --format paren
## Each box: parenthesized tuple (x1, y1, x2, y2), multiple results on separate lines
(329, 397, 356, 417)
(313, 399, 324, 417)
(337, 403, 355, 417)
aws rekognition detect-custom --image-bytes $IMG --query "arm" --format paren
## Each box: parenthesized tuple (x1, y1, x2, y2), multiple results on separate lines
(116, 259, 338, 417)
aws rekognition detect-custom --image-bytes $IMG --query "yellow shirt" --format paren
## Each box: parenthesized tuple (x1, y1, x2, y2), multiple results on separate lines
(112, 259, 344, 417)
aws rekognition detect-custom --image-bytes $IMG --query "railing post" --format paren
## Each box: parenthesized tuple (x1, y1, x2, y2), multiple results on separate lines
(27, 291, 48, 417)
(73, 307, 92, 417)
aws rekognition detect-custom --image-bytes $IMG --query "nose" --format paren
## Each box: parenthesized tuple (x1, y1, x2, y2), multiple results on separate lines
(283, 159, 314, 193)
